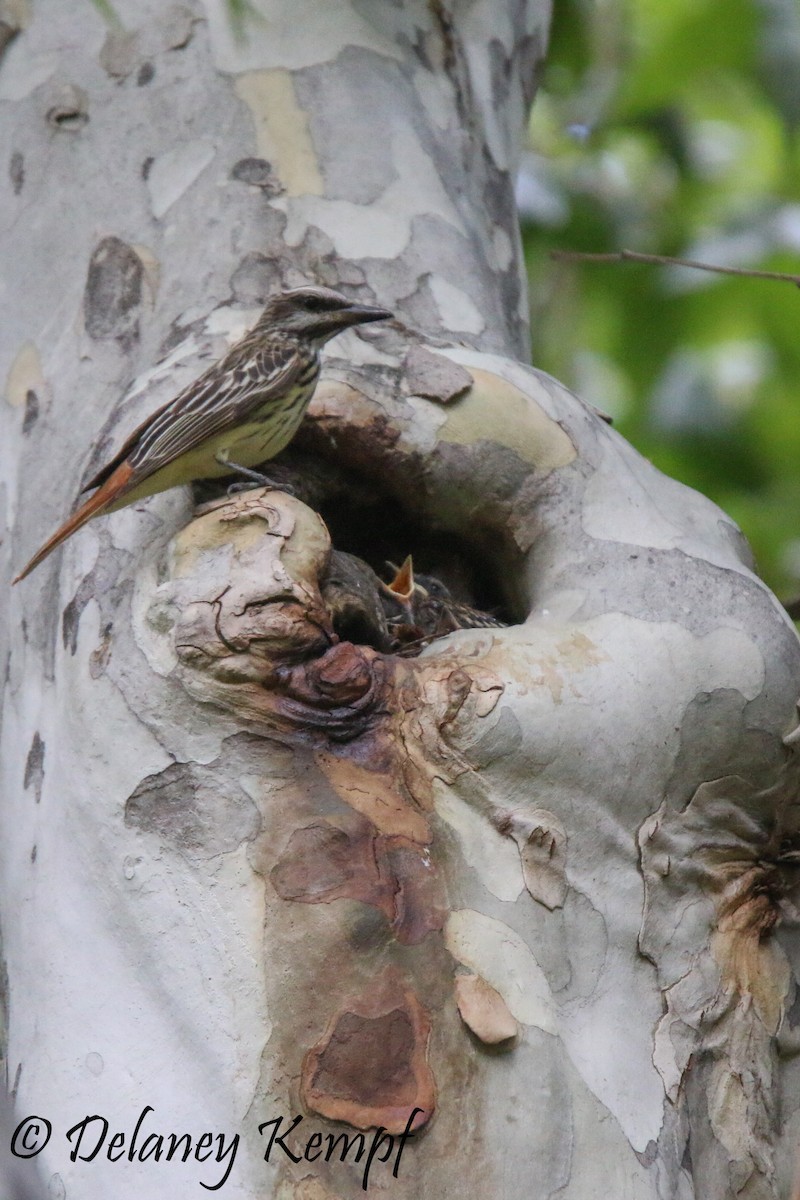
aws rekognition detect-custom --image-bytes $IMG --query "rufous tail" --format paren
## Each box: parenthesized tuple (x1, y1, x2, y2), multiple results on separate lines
(12, 461, 135, 584)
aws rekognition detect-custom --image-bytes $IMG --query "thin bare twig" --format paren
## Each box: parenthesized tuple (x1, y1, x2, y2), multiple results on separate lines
(549, 248, 800, 288)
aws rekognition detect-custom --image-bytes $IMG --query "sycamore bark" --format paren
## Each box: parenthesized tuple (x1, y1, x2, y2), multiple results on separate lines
(2, 3, 800, 1199)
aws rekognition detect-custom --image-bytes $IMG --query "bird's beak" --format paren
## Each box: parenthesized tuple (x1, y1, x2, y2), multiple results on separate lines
(338, 302, 393, 329)
(382, 555, 415, 603)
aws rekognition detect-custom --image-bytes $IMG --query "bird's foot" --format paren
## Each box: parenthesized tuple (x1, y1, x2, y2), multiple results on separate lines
(225, 480, 298, 498)
(226, 481, 260, 496)
(219, 458, 296, 496)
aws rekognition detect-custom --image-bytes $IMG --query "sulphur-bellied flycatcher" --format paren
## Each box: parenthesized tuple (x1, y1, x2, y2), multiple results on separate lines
(14, 286, 391, 582)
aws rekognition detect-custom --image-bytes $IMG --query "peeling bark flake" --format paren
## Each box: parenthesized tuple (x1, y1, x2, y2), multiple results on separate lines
(404, 345, 472, 405)
(455, 972, 519, 1046)
(495, 808, 568, 910)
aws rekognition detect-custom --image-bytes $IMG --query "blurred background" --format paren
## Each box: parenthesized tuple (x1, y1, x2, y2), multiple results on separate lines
(519, 0, 800, 601)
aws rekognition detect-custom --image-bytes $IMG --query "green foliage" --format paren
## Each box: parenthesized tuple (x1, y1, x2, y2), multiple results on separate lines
(523, 0, 800, 599)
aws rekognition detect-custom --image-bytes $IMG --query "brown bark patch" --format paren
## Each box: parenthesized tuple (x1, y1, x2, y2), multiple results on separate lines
(711, 863, 787, 1034)
(302, 975, 435, 1132)
(315, 750, 430, 842)
(270, 816, 445, 946)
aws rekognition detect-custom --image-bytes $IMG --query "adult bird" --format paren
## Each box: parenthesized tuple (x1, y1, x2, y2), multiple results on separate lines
(13, 285, 392, 582)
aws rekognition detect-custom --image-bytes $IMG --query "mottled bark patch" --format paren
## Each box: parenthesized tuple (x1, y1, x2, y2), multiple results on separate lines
(295, 48, 402, 206)
(517, 31, 544, 109)
(23, 732, 45, 804)
(89, 622, 113, 678)
(8, 150, 23, 194)
(125, 757, 260, 855)
(83, 237, 144, 347)
(427, 0, 472, 126)
(230, 252, 283, 305)
(100, 7, 193, 79)
(313, 1009, 415, 1100)
(22, 389, 39, 434)
(0, 12, 20, 62)
(301, 974, 435, 1132)
(230, 158, 284, 195)
(271, 823, 365, 900)
(488, 39, 512, 129)
(290, 223, 367, 292)
(61, 595, 81, 655)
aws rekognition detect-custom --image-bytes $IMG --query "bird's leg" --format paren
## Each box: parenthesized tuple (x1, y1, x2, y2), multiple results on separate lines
(214, 452, 295, 496)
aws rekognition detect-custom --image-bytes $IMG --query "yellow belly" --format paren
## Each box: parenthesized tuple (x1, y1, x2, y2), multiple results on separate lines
(111, 385, 312, 507)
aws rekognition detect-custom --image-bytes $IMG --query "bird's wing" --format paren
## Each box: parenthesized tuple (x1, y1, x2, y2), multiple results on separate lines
(83, 339, 305, 493)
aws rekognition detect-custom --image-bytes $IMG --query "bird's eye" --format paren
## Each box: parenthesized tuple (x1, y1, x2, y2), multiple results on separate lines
(303, 295, 326, 311)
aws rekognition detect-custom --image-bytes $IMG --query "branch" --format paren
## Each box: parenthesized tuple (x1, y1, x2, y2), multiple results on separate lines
(550, 248, 800, 288)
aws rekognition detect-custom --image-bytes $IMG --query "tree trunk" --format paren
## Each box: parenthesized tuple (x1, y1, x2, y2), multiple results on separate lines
(3, 2, 800, 1199)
